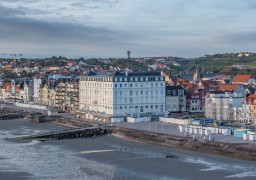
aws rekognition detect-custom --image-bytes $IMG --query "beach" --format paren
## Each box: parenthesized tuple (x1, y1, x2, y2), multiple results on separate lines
(0, 119, 256, 179)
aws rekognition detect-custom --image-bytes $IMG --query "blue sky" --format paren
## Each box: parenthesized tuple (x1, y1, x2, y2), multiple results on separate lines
(0, 0, 256, 58)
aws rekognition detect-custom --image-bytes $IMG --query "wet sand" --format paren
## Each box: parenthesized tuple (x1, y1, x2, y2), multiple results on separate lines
(0, 119, 256, 180)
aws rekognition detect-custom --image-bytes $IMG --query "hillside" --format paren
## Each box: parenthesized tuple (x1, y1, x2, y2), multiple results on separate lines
(180, 54, 256, 75)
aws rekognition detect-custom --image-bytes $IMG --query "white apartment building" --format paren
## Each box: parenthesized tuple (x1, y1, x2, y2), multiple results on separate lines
(205, 91, 244, 121)
(79, 71, 166, 117)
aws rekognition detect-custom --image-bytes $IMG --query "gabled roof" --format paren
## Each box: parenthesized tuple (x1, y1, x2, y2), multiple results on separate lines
(232, 75, 251, 83)
(199, 80, 219, 89)
(182, 83, 197, 90)
(1, 82, 11, 90)
(219, 84, 240, 91)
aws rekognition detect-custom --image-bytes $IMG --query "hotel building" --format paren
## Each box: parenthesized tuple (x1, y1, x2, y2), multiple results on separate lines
(79, 71, 165, 117)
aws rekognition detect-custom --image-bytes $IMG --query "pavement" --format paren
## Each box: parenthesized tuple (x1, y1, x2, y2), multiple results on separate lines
(116, 121, 256, 144)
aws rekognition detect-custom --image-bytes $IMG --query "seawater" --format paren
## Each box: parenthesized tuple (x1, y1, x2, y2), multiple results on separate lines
(0, 124, 256, 180)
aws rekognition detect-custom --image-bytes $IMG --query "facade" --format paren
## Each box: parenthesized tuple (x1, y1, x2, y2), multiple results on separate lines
(0, 82, 12, 100)
(186, 89, 207, 113)
(55, 78, 79, 112)
(236, 94, 256, 124)
(165, 86, 186, 112)
(205, 91, 244, 121)
(79, 71, 166, 117)
(33, 77, 42, 104)
(23, 80, 34, 103)
(39, 83, 49, 106)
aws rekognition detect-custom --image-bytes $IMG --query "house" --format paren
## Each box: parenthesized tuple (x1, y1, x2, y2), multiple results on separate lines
(39, 81, 49, 106)
(218, 84, 247, 97)
(165, 86, 186, 112)
(67, 60, 75, 67)
(186, 88, 207, 113)
(235, 94, 256, 124)
(197, 80, 219, 90)
(231, 75, 255, 85)
(214, 74, 227, 80)
(0, 82, 12, 100)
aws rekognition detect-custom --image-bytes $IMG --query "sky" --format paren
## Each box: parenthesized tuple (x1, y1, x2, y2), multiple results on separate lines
(0, 0, 256, 58)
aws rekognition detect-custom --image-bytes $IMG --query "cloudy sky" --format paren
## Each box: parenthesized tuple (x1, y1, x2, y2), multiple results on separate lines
(0, 0, 256, 58)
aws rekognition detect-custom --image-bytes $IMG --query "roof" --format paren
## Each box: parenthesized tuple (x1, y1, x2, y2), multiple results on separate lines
(232, 75, 251, 83)
(214, 74, 227, 79)
(166, 85, 184, 90)
(84, 71, 161, 77)
(219, 84, 240, 91)
(182, 83, 197, 90)
(247, 94, 256, 98)
(1, 82, 11, 90)
(199, 80, 219, 89)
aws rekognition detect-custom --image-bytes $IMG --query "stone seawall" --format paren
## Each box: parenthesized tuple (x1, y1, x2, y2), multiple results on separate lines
(110, 126, 256, 162)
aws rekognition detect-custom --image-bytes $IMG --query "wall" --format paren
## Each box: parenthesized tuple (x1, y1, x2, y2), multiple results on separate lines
(159, 117, 193, 125)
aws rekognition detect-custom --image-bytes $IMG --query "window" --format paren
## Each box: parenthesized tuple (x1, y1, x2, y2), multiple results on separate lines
(141, 90, 143, 95)
(156, 83, 158, 86)
(120, 84, 122, 88)
(115, 84, 117, 88)
(130, 91, 133, 95)
(130, 84, 133, 87)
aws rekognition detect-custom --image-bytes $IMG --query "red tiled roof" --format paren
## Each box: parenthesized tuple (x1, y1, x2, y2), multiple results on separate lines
(248, 94, 256, 98)
(182, 83, 197, 90)
(219, 84, 240, 91)
(232, 75, 251, 83)
(1, 82, 11, 90)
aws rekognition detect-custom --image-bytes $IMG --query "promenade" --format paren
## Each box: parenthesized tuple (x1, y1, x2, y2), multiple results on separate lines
(3, 103, 256, 145)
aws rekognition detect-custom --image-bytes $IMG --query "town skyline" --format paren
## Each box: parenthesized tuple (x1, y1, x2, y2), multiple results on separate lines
(1, 0, 256, 58)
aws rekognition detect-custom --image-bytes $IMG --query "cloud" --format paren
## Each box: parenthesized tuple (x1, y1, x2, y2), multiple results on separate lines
(0, 0, 256, 57)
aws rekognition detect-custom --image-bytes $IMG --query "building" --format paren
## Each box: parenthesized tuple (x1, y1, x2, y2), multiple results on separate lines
(165, 86, 186, 112)
(205, 91, 244, 121)
(23, 80, 34, 103)
(238, 94, 256, 124)
(218, 84, 247, 97)
(33, 75, 44, 104)
(186, 89, 207, 113)
(55, 78, 79, 112)
(79, 71, 165, 117)
(231, 75, 255, 85)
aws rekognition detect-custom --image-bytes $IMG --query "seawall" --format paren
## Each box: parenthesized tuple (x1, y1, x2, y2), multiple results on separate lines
(109, 126, 256, 162)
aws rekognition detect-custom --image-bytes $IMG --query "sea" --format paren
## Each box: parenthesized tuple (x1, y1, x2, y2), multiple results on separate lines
(0, 119, 256, 180)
